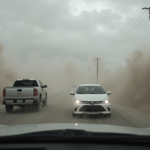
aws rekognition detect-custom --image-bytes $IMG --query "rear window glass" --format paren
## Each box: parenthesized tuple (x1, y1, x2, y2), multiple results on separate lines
(13, 80, 38, 87)
(76, 86, 106, 94)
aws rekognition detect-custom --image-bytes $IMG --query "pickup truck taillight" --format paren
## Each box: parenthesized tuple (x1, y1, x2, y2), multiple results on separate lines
(3, 89, 6, 97)
(34, 89, 38, 96)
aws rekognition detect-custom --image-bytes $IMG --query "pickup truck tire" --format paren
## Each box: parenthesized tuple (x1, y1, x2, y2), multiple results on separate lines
(34, 102, 42, 111)
(43, 95, 47, 106)
(5, 105, 13, 113)
(34, 96, 42, 111)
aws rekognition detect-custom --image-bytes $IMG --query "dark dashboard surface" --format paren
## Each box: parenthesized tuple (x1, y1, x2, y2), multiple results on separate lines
(0, 143, 150, 150)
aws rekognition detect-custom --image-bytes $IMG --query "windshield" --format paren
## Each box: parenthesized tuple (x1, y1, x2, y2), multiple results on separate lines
(76, 86, 106, 94)
(13, 80, 38, 87)
(0, 0, 150, 139)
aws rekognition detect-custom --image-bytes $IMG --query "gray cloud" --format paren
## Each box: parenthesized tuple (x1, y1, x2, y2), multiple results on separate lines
(0, 0, 149, 65)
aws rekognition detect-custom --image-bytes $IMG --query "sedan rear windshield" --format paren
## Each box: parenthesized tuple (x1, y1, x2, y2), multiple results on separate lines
(76, 86, 106, 94)
(13, 80, 38, 87)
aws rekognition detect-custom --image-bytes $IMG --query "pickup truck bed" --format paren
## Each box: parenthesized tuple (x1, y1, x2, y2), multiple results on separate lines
(3, 79, 47, 113)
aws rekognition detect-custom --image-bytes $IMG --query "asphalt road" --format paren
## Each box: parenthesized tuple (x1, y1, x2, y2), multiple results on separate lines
(0, 90, 150, 127)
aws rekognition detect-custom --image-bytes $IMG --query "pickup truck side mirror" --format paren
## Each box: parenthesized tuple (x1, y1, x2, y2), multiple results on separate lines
(41, 85, 47, 88)
(70, 91, 75, 95)
(43, 85, 47, 88)
(107, 91, 112, 95)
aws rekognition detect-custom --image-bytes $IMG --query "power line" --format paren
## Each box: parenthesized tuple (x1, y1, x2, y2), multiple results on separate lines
(102, 0, 148, 55)
(104, 19, 148, 58)
(90, 1, 149, 71)
(103, 14, 148, 58)
(103, 11, 147, 57)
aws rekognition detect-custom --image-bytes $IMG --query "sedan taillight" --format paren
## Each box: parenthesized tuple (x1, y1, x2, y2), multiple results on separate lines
(3, 89, 6, 97)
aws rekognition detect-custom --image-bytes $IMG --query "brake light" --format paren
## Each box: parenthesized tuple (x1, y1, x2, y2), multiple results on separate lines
(34, 89, 38, 96)
(3, 89, 6, 97)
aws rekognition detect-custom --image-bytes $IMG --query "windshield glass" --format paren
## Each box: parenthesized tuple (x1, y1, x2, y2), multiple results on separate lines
(0, 0, 150, 138)
(76, 86, 106, 94)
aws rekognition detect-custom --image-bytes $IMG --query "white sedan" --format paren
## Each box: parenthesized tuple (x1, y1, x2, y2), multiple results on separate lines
(70, 84, 111, 117)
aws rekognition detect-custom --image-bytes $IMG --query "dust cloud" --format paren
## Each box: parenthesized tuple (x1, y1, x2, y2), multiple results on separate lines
(0, 42, 17, 104)
(101, 50, 150, 113)
(0, 41, 150, 113)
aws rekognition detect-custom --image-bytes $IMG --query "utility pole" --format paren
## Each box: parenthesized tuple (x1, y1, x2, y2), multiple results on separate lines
(142, 7, 150, 20)
(142, 7, 150, 44)
(95, 58, 100, 83)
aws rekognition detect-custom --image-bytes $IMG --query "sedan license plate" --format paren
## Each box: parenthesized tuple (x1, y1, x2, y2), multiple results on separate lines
(17, 100, 23, 103)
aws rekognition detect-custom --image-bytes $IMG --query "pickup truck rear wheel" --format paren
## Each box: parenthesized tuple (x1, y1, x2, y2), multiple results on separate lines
(5, 105, 13, 113)
(43, 95, 47, 106)
(35, 101, 42, 111)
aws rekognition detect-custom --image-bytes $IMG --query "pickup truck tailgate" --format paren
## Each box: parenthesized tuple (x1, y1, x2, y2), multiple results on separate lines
(5, 87, 34, 98)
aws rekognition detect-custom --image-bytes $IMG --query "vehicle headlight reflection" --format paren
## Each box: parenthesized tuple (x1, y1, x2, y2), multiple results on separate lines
(74, 100, 82, 104)
(103, 100, 110, 104)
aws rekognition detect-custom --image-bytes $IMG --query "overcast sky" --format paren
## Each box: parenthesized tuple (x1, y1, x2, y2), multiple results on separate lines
(0, 0, 150, 70)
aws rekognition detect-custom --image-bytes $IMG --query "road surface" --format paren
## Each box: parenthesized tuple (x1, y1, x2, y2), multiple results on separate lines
(0, 90, 150, 127)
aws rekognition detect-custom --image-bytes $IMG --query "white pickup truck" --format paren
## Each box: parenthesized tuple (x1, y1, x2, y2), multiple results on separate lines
(3, 79, 47, 113)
